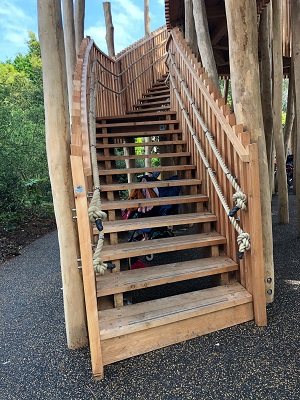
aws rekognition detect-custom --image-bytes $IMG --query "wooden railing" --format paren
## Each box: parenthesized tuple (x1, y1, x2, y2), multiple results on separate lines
(167, 28, 267, 325)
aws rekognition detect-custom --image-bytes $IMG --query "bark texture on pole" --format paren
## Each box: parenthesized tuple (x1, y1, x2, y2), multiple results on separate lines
(37, 0, 88, 347)
(225, 0, 274, 302)
(284, 65, 295, 157)
(259, 4, 274, 190)
(184, 0, 199, 57)
(291, 0, 300, 235)
(75, 0, 85, 55)
(192, 0, 219, 90)
(144, 0, 151, 36)
(62, 0, 77, 110)
(103, 2, 115, 58)
(272, 0, 289, 223)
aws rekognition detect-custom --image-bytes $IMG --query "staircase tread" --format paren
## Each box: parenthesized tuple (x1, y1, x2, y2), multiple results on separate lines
(98, 164, 196, 175)
(96, 111, 176, 121)
(96, 129, 182, 138)
(99, 282, 252, 339)
(100, 178, 202, 191)
(100, 194, 208, 211)
(133, 100, 170, 107)
(96, 256, 238, 296)
(97, 152, 189, 161)
(96, 120, 179, 128)
(96, 140, 187, 149)
(138, 94, 170, 101)
(100, 212, 216, 233)
(142, 90, 170, 96)
(126, 106, 171, 113)
(100, 231, 226, 260)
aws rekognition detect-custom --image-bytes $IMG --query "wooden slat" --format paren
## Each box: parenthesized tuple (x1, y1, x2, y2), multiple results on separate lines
(100, 178, 201, 191)
(99, 283, 252, 339)
(96, 129, 182, 138)
(96, 120, 179, 128)
(127, 106, 171, 113)
(97, 140, 186, 149)
(96, 256, 238, 296)
(98, 164, 196, 176)
(98, 152, 189, 162)
(100, 231, 226, 261)
(96, 111, 176, 121)
(101, 194, 208, 211)
(100, 211, 216, 234)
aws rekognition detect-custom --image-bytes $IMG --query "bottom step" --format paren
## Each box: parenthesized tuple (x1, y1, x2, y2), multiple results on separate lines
(99, 283, 253, 365)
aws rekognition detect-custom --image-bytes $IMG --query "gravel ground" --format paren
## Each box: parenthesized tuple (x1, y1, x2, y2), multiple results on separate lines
(0, 194, 299, 400)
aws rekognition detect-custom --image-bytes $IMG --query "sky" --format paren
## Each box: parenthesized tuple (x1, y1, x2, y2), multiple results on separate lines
(0, 0, 166, 62)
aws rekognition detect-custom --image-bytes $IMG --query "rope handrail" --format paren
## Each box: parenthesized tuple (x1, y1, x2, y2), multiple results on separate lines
(167, 51, 247, 217)
(167, 72, 250, 259)
(94, 40, 167, 79)
(94, 53, 167, 95)
(168, 29, 249, 162)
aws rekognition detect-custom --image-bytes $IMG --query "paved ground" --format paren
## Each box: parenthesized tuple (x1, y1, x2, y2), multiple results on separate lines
(1, 195, 299, 400)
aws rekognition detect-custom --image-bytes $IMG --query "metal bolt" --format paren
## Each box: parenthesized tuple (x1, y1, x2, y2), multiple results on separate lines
(267, 289, 272, 295)
(267, 277, 272, 283)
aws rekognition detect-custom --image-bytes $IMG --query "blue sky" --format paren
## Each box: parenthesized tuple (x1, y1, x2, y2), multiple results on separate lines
(0, 0, 166, 62)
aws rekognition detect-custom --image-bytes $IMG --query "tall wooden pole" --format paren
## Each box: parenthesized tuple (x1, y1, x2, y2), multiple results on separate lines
(37, 0, 88, 347)
(291, 0, 300, 235)
(62, 0, 77, 110)
(225, 0, 274, 303)
(272, 0, 289, 224)
(184, 0, 199, 57)
(192, 0, 219, 90)
(75, 0, 85, 55)
(103, 2, 115, 58)
(144, 0, 151, 37)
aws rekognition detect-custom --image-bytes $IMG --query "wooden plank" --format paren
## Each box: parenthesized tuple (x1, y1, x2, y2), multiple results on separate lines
(127, 106, 171, 113)
(96, 111, 176, 122)
(96, 256, 238, 296)
(100, 194, 208, 211)
(96, 129, 182, 138)
(100, 178, 202, 192)
(96, 120, 180, 128)
(98, 152, 189, 162)
(96, 140, 187, 149)
(70, 155, 103, 379)
(99, 283, 252, 339)
(100, 211, 217, 234)
(98, 164, 196, 175)
(100, 231, 226, 261)
(101, 302, 253, 365)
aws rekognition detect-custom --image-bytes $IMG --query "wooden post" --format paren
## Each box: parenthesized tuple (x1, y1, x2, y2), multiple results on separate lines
(192, 0, 219, 90)
(272, 0, 289, 224)
(37, 0, 88, 347)
(225, 0, 274, 303)
(184, 0, 199, 58)
(62, 0, 77, 111)
(75, 0, 85, 55)
(103, 2, 115, 58)
(144, 0, 150, 37)
(291, 0, 300, 235)
(284, 65, 295, 157)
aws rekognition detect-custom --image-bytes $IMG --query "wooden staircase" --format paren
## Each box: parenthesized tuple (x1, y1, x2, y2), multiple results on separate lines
(93, 76, 254, 368)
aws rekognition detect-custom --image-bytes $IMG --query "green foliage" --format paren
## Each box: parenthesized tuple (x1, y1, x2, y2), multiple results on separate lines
(0, 32, 52, 226)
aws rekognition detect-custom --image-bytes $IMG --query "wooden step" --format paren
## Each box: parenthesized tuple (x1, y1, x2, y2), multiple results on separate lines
(96, 111, 176, 122)
(142, 89, 170, 97)
(97, 152, 189, 162)
(133, 100, 170, 108)
(101, 194, 208, 211)
(138, 94, 170, 102)
(96, 129, 182, 138)
(99, 283, 253, 365)
(101, 212, 216, 234)
(96, 120, 179, 129)
(98, 164, 196, 176)
(100, 178, 202, 192)
(100, 231, 225, 261)
(96, 256, 238, 296)
(127, 106, 170, 113)
(96, 140, 187, 149)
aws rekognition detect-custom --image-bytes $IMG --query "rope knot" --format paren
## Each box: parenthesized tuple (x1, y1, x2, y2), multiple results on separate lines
(229, 191, 247, 216)
(237, 232, 250, 259)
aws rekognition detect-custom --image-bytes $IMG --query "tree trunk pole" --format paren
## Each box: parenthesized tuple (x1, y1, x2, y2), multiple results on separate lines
(225, 0, 274, 303)
(291, 0, 300, 235)
(37, 0, 88, 348)
(103, 2, 115, 58)
(272, 0, 289, 224)
(284, 65, 295, 157)
(192, 0, 219, 90)
(184, 0, 199, 57)
(75, 0, 85, 55)
(62, 0, 77, 111)
(144, 0, 151, 37)
(259, 3, 274, 192)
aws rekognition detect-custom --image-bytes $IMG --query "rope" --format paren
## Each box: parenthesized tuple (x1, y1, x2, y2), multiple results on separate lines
(168, 72, 250, 259)
(168, 51, 248, 218)
(88, 60, 110, 275)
